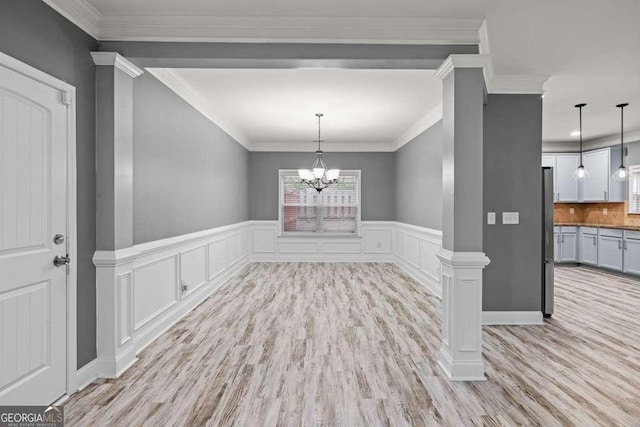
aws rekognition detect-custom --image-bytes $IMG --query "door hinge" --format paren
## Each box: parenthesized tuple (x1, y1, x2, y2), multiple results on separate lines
(61, 91, 72, 106)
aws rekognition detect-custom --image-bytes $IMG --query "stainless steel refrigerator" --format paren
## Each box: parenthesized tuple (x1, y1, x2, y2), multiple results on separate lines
(542, 167, 554, 317)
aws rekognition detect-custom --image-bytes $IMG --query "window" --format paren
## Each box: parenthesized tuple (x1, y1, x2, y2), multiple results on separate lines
(629, 165, 640, 214)
(279, 170, 361, 235)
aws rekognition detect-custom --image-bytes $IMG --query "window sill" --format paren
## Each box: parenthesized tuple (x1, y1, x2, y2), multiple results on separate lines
(279, 233, 362, 238)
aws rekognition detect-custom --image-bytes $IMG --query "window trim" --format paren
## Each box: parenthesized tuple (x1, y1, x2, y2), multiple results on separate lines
(629, 165, 640, 214)
(278, 169, 362, 237)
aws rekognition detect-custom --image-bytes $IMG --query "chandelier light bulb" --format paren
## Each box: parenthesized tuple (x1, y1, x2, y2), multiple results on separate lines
(573, 164, 588, 181)
(613, 165, 628, 182)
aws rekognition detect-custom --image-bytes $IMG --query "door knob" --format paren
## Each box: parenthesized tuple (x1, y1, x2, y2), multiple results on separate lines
(53, 255, 71, 267)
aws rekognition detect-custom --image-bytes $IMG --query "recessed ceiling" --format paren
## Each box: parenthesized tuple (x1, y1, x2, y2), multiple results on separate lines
(53, 0, 640, 146)
(149, 68, 442, 151)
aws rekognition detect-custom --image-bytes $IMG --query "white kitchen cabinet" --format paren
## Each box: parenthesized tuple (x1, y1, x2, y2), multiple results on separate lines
(579, 230, 598, 266)
(623, 233, 640, 275)
(598, 234, 624, 271)
(555, 226, 578, 263)
(582, 149, 609, 201)
(542, 153, 580, 202)
(555, 154, 580, 202)
(559, 232, 578, 262)
(582, 147, 626, 202)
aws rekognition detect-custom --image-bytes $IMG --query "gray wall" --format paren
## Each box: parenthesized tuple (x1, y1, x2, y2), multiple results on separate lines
(249, 152, 395, 221)
(133, 73, 250, 243)
(395, 121, 443, 229)
(0, 0, 98, 368)
(624, 139, 640, 166)
(483, 94, 543, 312)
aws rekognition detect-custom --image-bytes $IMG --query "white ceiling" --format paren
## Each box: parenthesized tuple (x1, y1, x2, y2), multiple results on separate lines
(148, 68, 442, 151)
(48, 0, 640, 147)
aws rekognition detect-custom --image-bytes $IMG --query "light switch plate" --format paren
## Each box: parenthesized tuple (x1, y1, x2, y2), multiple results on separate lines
(570, 208, 575, 214)
(603, 208, 608, 215)
(487, 212, 496, 225)
(502, 212, 519, 225)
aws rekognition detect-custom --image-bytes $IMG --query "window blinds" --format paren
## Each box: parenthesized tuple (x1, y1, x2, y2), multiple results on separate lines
(281, 171, 359, 234)
(630, 166, 640, 214)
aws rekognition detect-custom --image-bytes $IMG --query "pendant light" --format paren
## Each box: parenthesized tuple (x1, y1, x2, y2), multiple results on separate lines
(612, 103, 629, 182)
(298, 113, 339, 192)
(572, 103, 588, 181)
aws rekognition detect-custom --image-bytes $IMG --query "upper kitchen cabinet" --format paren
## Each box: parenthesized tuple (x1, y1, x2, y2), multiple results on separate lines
(542, 153, 580, 202)
(556, 154, 580, 202)
(582, 147, 626, 202)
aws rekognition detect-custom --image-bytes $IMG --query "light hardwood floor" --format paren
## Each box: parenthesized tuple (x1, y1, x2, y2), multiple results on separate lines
(64, 263, 640, 426)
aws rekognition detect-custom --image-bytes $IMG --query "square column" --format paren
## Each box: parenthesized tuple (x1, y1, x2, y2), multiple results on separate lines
(91, 52, 143, 377)
(435, 55, 491, 381)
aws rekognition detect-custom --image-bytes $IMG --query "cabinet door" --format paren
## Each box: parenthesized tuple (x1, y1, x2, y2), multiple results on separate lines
(542, 155, 557, 201)
(560, 233, 577, 262)
(580, 234, 598, 265)
(556, 154, 580, 202)
(583, 150, 609, 201)
(623, 239, 640, 275)
(598, 236, 623, 271)
(554, 233, 560, 262)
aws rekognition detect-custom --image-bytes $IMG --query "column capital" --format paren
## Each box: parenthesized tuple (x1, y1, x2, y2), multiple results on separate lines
(435, 54, 493, 80)
(437, 249, 490, 269)
(91, 52, 143, 78)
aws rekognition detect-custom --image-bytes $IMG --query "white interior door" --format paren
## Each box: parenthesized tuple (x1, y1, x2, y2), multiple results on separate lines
(0, 62, 68, 405)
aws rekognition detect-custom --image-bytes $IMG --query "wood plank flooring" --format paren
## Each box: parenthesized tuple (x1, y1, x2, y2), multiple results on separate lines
(64, 263, 640, 426)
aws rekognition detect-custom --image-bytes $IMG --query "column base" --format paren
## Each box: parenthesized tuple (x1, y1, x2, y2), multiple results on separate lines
(436, 249, 490, 382)
(437, 346, 486, 381)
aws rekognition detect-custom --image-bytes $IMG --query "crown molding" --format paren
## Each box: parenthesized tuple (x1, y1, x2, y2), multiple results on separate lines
(145, 68, 251, 150)
(250, 141, 397, 152)
(487, 74, 549, 94)
(90, 52, 143, 78)
(42, 0, 100, 38)
(97, 15, 482, 44)
(392, 105, 443, 150)
(435, 54, 493, 80)
(478, 19, 491, 55)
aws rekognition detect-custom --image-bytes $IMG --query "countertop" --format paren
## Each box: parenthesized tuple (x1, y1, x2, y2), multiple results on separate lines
(555, 223, 640, 232)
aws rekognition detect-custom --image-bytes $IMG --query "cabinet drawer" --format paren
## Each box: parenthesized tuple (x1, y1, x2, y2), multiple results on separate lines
(581, 227, 598, 235)
(599, 228, 623, 238)
(624, 230, 640, 240)
(559, 226, 578, 233)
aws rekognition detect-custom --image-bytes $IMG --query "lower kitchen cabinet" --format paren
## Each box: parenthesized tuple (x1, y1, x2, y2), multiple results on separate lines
(555, 227, 578, 263)
(580, 231, 598, 266)
(624, 237, 640, 275)
(598, 234, 624, 271)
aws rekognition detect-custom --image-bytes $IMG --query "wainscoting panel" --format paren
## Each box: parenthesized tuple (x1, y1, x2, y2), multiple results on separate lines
(93, 222, 251, 381)
(208, 239, 227, 280)
(393, 222, 443, 298)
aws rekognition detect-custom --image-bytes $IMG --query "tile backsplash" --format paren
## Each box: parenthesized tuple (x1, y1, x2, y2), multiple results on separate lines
(554, 202, 640, 227)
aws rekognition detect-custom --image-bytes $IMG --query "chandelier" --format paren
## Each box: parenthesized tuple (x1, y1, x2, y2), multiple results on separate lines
(298, 113, 339, 192)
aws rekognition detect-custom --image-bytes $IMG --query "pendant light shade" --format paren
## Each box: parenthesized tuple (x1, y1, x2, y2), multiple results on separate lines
(612, 103, 629, 182)
(572, 103, 589, 181)
(298, 113, 339, 192)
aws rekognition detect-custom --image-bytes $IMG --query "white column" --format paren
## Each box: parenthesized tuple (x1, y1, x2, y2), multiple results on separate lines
(436, 55, 491, 381)
(91, 52, 143, 377)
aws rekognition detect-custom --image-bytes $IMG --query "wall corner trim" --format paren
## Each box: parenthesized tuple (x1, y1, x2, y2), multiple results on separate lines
(482, 311, 544, 325)
(90, 52, 143, 78)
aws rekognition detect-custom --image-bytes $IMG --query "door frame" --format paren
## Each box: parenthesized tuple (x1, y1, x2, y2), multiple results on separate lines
(0, 51, 78, 397)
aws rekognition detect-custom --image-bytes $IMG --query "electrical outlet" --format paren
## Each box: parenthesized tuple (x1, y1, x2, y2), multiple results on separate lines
(376, 241, 382, 249)
(487, 212, 496, 225)
(502, 212, 520, 225)
(570, 208, 575, 214)
(603, 208, 608, 215)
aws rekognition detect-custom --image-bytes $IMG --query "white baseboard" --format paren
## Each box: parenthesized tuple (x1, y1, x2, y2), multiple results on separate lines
(394, 256, 442, 299)
(482, 311, 543, 325)
(76, 359, 99, 391)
